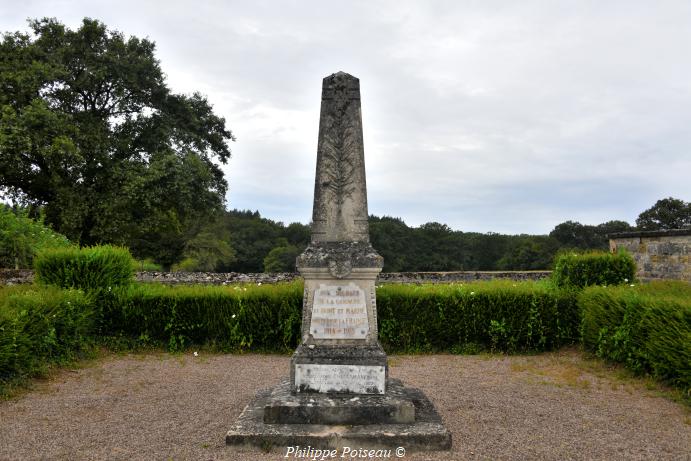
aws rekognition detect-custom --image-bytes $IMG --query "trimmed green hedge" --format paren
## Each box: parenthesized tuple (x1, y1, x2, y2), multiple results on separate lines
(34, 245, 135, 291)
(0, 286, 94, 387)
(377, 281, 579, 353)
(97, 280, 579, 354)
(101, 282, 303, 351)
(553, 250, 635, 288)
(580, 281, 691, 394)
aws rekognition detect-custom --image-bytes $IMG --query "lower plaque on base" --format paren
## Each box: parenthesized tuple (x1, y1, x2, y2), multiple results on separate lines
(294, 364, 385, 394)
(226, 378, 452, 452)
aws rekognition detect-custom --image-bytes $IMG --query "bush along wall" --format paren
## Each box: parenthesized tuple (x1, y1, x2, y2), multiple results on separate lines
(97, 280, 580, 354)
(580, 281, 691, 396)
(552, 250, 636, 288)
(100, 282, 303, 352)
(377, 280, 580, 353)
(0, 286, 94, 390)
(34, 245, 135, 292)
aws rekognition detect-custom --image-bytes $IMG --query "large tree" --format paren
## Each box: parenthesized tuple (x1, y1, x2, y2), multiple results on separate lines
(0, 18, 234, 267)
(636, 197, 690, 230)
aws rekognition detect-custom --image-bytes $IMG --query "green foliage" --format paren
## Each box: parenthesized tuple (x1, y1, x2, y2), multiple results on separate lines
(34, 245, 134, 291)
(580, 282, 691, 394)
(133, 258, 163, 272)
(636, 197, 691, 230)
(0, 18, 233, 268)
(221, 210, 309, 272)
(496, 235, 559, 270)
(91, 279, 579, 354)
(0, 286, 94, 388)
(263, 240, 299, 272)
(376, 281, 579, 353)
(0, 205, 72, 268)
(552, 250, 636, 288)
(100, 282, 303, 351)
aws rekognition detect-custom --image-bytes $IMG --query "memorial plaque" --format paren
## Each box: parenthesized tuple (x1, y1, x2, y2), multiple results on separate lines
(294, 364, 385, 394)
(309, 283, 369, 339)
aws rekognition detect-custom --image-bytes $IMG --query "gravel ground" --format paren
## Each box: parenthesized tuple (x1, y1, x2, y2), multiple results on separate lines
(0, 350, 688, 461)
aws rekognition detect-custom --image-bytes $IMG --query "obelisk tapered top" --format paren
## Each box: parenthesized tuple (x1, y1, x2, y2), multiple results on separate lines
(310, 72, 369, 243)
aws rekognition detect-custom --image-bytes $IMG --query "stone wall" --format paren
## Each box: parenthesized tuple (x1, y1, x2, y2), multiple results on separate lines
(0, 269, 551, 286)
(609, 229, 690, 282)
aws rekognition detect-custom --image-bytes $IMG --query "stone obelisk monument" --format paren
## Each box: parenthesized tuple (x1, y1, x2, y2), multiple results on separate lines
(226, 72, 450, 452)
(291, 71, 387, 395)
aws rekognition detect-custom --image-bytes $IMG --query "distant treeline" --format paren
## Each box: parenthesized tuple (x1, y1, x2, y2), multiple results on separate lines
(214, 210, 634, 273)
(2, 197, 689, 272)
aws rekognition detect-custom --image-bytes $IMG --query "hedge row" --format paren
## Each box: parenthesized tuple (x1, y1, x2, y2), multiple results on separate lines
(580, 281, 690, 394)
(377, 281, 579, 352)
(101, 282, 303, 352)
(92, 280, 580, 354)
(553, 250, 636, 288)
(0, 286, 94, 387)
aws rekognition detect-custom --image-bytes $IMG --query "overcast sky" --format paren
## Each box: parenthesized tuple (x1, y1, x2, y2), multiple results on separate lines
(2, 1, 690, 234)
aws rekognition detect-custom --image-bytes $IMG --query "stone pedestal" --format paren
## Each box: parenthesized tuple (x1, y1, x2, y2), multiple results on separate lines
(226, 71, 451, 453)
(291, 243, 386, 396)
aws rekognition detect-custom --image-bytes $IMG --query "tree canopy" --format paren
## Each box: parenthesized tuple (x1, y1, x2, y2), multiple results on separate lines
(0, 18, 234, 267)
(636, 197, 690, 230)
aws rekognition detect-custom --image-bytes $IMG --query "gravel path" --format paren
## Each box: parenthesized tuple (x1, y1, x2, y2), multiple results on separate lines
(0, 350, 688, 460)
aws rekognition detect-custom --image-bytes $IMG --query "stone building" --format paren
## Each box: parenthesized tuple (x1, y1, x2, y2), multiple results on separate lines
(609, 229, 690, 282)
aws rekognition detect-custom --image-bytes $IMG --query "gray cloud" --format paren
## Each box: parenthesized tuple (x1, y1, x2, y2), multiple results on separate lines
(2, 0, 690, 233)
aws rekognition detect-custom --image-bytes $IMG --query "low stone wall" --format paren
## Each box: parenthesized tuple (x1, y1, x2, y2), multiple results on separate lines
(136, 271, 299, 285)
(0, 269, 552, 286)
(609, 229, 690, 282)
(0, 269, 34, 285)
(377, 271, 551, 284)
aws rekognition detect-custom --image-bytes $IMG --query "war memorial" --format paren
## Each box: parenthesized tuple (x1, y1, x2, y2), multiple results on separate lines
(225, 72, 451, 452)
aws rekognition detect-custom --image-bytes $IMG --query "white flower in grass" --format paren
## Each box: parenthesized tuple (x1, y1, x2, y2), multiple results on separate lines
(193, 351, 198, 357)
(624, 278, 629, 283)
(232, 314, 236, 319)
(470, 291, 475, 296)
(257, 282, 262, 286)
(630, 284, 635, 287)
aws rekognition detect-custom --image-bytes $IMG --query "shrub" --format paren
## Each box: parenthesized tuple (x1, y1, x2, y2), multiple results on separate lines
(96, 279, 579, 354)
(580, 281, 691, 394)
(34, 245, 135, 291)
(0, 205, 72, 269)
(101, 282, 303, 351)
(0, 285, 94, 387)
(552, 250, 635, 288)
(133, 258, 163, 272)
(376, 280, 579, 353)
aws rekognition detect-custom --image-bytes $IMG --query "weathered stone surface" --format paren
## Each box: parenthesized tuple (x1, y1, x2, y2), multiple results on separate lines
(296, 242, 383, 272)
(226, 379, 452, 451)
(309, 282, 369, 339)
(0, 269, 553, 286)
(310, 72, 370, 244)
(609, 230, 691, 282)
(295, 364, 385, 395)
(290, 344, 387, 394)
(263, 378, 414, 424)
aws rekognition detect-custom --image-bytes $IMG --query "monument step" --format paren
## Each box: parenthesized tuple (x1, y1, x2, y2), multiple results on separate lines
(264, 378, 415, 425)
(227, 378, 451, 452)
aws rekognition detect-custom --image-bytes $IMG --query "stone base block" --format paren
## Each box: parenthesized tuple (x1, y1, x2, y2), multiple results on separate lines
(264, 378, 414, 425)
(291, 343, 388, 394)
(226, 378, 452, 452)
